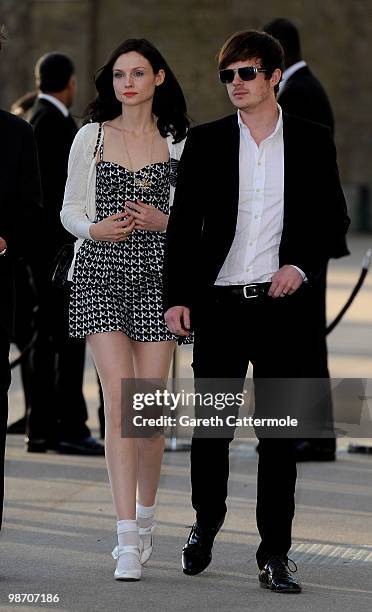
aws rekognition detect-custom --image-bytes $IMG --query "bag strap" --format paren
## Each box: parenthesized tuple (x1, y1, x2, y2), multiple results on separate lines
(94, 122, 103, 161)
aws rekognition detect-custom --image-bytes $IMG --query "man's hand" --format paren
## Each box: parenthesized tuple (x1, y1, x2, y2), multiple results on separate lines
(89, 212, 135, 242)
(0, 237, 7, 253)
(164, 306, 191, 337)
(268, 265, 303, 298)
(125, 200, 168, 232)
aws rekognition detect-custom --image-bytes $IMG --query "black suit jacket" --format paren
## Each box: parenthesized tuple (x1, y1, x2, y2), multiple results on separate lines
(30, 98, 77, 259)
(0, 110, 42, 334)
(164, 112, 350, 312)
(278, 66, 334, 135)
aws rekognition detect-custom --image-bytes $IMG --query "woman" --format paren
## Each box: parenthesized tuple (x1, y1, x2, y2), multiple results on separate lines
(61, 38, 191, 581)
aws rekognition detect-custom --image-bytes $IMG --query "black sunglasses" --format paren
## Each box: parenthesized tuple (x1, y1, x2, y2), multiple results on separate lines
(218, 66, 267, 84)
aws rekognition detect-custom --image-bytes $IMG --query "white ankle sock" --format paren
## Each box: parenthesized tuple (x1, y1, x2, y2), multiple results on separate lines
(136, 502, 156, 529)
(115, 520, 140, 574)
(114, 520, 140, 576)
(136, 503, 156, 554)
(116, 519, 139, 547)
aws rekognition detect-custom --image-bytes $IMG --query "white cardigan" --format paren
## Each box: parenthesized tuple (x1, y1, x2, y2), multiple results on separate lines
(60, 121, 186, 280)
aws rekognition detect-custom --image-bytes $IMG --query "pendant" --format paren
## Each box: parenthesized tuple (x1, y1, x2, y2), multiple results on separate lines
(134, 176, 151, 190)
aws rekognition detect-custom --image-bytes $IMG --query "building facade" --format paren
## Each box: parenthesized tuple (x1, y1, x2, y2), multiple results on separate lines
(1, 0, 371, 229)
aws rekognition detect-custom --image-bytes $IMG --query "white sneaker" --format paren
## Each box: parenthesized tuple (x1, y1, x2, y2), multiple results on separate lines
(112, 545, 141, 581)
(139, 522, 156, 565)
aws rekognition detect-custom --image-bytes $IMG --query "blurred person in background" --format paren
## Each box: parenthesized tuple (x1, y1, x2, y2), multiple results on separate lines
(0, 25, 42, 528)
(263, 17, 348, 462)
(6, 89, 39, 438)
(10, 91, 37, 121)
(26, 52, 104, 455)
(263, 18, 334, 133)
(7, 85, 105, 441)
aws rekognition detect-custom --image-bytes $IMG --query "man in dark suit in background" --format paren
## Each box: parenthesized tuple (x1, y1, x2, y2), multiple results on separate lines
(27, 52, 103, 455)
(263, 18, 334, 134)
(263, 18, 343, 462)
(0, 27, 43, 527)
(164, 30, 349, 592)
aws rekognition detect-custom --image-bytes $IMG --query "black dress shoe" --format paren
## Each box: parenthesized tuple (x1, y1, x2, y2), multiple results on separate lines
(57, 436, 105, 456)
(25, 435, 104, 455)
(25, 437, 48, 453)
(294, 440, 335, 462)
(182, 520, 223, 575)
(7, 415, 27, 434)
(25, 437, 59, 453)
(259, 556, 302, 593)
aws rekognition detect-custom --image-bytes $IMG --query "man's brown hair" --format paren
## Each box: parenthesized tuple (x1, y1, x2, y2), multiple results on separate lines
(218, 30, 284, 93)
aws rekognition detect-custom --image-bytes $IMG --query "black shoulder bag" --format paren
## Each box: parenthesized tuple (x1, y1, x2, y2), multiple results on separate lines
(51, 123, 103, 289)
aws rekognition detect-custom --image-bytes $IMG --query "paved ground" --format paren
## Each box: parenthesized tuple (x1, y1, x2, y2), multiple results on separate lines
(1, 234, 371, 611)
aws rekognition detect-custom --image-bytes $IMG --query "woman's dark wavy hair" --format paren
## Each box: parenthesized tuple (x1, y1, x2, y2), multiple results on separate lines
(85, 38, 189, 143)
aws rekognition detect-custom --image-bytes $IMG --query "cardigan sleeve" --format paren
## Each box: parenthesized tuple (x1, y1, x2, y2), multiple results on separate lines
(60, 123, 97, 239)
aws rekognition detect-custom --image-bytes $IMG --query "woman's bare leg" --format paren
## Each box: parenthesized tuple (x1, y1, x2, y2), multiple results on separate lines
(132, 340, 176, 506)
(87, 331, 137, 520)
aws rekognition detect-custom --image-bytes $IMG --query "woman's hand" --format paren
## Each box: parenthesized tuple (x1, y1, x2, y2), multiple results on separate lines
(124, 200, 168, 232)
(89, 212, 135, 242)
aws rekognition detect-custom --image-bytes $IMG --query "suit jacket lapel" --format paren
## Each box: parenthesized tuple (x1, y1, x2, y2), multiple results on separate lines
(227, 114, 240, 210)
(221, 114, 240, 232)
(205, 114, 240, 282)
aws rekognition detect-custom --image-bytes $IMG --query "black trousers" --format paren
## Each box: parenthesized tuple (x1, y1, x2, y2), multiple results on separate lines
(14, 270, 90, 443)
(0, 326, 10, 529)
(297, 264, 336, 453)
(190, 284, 325, 568)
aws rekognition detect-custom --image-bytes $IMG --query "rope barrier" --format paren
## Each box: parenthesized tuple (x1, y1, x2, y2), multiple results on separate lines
(326, 248, 371, 336)
(9, 326, 38, 370)
(10, 249, 371, 372)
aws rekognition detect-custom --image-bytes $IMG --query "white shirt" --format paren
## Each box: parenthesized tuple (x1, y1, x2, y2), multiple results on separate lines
(216, 107, 285, 285)
(38, 93, 69, 117)
(279, 60, 307, 94)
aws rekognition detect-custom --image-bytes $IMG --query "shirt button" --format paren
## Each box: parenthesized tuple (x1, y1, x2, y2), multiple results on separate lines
(249, 242, 253, 246)
(256, 188, 260, 192)
(254, 215, 259, 219)
(258, 161, 262, 166)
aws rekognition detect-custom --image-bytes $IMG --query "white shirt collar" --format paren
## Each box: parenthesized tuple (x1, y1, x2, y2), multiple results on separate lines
(38, 93, 69, 117)
(237, 104, 283, 141)
(279, 60, 307, 92)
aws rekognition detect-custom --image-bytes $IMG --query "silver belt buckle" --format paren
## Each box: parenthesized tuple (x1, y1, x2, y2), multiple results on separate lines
(243, 284, 259, 299)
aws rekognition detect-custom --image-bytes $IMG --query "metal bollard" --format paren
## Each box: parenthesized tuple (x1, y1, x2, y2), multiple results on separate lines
(165, 346, 191, 452)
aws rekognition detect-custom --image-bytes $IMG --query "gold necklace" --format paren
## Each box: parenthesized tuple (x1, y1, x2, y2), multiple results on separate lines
(120, 118, 157, 191)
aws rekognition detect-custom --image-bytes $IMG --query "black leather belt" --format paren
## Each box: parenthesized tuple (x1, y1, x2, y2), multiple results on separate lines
(213, 282, 272, 299)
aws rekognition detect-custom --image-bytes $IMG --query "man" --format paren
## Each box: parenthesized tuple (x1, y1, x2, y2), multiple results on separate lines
(263, 17, 343, 462)
(263, 18, 334, 134)
(0, 27, 42, 526)
(27, 52, 103, 455)
(164, 30, 349, 593)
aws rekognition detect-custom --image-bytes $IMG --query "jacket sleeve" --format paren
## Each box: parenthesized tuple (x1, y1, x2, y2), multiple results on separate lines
(60, 124, 96, 239)
(321, 131, 350, 258)
(2, 121, 43, 258)
(287, 127, 350, 282)
(163, 128, 205, 311)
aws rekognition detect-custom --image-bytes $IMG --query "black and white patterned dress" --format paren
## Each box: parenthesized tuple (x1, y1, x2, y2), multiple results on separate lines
(69, 136, 192, 344)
